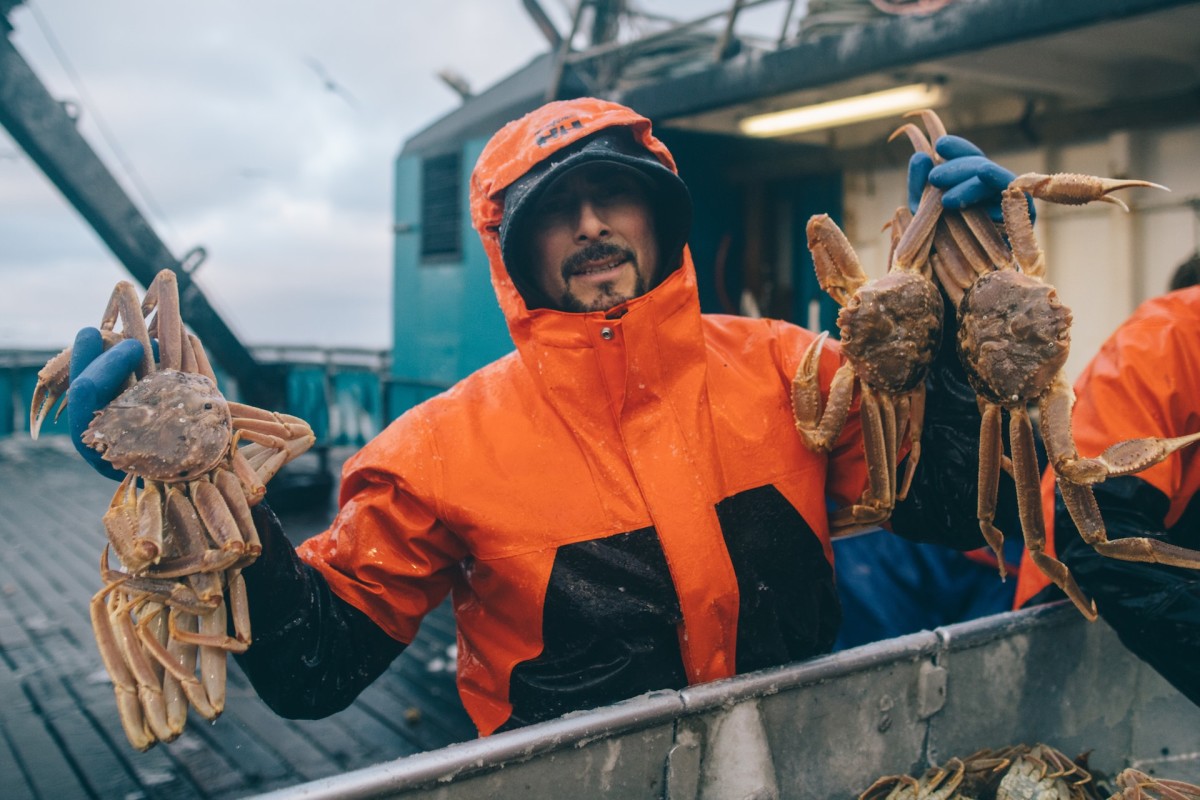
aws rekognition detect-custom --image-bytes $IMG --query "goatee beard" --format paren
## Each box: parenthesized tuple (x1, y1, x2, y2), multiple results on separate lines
(557, 242, 644, 313)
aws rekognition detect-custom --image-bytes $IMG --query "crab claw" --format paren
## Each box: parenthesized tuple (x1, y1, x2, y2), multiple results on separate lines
(1008, 173, 1168, 211)
(792, 332, 857, 455)
(807, 214, 868, 307)
(29, 345, 73, 439)
(1057, 430, 1200, 485)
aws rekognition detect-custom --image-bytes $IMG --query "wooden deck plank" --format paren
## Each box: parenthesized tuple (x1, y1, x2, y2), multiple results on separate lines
(0, 439, 477, 799)
(0, 672, 93, 799)
(23, 669, 148, 800)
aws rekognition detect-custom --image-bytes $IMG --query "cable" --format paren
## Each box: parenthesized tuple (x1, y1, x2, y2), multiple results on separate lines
(25, 0, 179, 246)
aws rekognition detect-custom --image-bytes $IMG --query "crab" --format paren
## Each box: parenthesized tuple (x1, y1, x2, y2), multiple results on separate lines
(792, 158, 946, 534)
(859, 756, 971, 800)
(1109, 768, 1200, 799)
(860, 743, 1101, 800)
(895, 110, 1200, 619)
(992, 744, 1100, 800)
(30, 269, 315, 751)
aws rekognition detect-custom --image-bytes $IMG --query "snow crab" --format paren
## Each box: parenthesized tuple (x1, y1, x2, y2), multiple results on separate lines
(1109, 769, 1200, 799)
(859, 743, 1099, 800)
(895, 110, 1200, 620)
(792, 156, 945, 534)
(30, 269, 315, 751)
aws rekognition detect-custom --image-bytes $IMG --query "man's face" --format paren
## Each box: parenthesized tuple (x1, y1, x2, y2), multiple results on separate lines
(524, 163, 659, 313)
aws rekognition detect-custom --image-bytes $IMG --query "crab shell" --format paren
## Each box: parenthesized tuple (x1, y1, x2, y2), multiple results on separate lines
(837, 271, 943, 394)
(81, 369, 232, 482)
(957, 270, 1072, 406)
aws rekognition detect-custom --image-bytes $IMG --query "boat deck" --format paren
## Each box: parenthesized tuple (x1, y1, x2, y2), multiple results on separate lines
(0, 438, 475, 799)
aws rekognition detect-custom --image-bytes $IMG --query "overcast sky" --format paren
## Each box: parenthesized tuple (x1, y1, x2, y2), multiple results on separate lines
(1, 0, 779, 351)
(0, 1, 561, 350)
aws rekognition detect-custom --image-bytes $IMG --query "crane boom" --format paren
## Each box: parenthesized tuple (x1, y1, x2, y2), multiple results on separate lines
(0, 9, 281, 407)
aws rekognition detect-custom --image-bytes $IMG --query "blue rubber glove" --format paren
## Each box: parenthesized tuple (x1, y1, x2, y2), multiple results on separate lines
(68, 328, 145, 481)
(907, 135, 1032, 224)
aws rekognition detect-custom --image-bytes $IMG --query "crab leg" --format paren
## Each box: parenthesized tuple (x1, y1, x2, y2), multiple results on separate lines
(189, 479, 246, 558)
(227, 568, 252, 646)
(233, 428, 317, 485)
(151, 485, 243, 577)
(879, 390, 899, 503)
(211, 468, 261, 564)
(103, 281, 156, 378)
(228, 404, 317, 485)
(90, 581, 154, 751)
(891, 186, 942, 274)
(1039, 375, 1200, 568)
(108, 590, 174, 743)
(187, 333, 218, 384)
(806, 214, 869, 306)
(792, 332, 856, 452)
(143, 270, 184, 371)
(897, 383, 926, 501)
(133, 604, 188, 739)
(230, 445, 269, 506)
(193, 603, 233, 716)
(1004, 175, 1167, 279)
(1009, 172, 1167, 209)
(976, 403, 1007, 573)
(1041, 373, 1200, 485)
(29, 345, 74, 438)
(162, 623, 192, 733)
(100, 547, 219, 613)
(830, 386, 894, 534)
(141, 608, 219, 721)
(101, 474, 163, 573)
(1006, 405, 1098, 619)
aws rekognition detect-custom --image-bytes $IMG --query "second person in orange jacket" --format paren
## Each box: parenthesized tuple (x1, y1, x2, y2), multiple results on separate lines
(1016, 279, 1200, 706)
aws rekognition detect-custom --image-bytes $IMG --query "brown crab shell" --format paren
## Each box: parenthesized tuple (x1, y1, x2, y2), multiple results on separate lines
(82, 369, 232, 482)
(957, 270, 1072, 407)
(838, 271, 943, 394)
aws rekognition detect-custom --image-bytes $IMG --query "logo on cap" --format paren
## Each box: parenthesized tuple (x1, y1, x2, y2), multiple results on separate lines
(535, 117, 584, 147)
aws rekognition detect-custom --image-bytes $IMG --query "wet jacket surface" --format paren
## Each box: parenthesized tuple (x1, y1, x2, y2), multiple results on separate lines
(1015, 286, 1200, 704)
(237, 99, 992, 736)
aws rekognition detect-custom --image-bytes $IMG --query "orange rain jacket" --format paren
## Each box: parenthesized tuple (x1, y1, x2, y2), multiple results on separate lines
(261, 99, 989, 736)
(1012, 286, 1200, 705)
(1015, 286, 1200, 609)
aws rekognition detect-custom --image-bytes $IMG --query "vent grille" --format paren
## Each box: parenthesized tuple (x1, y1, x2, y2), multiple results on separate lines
(421, 152, 461, 260)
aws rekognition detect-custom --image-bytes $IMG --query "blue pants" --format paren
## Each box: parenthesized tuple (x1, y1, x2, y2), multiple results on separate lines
(832, 529, 1018, 651)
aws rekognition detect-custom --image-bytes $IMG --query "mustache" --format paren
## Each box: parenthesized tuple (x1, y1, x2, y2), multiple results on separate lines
(561, 242, 636, 279)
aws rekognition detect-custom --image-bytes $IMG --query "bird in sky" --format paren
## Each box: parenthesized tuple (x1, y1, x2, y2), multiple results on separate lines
(303, 56, 359, 108)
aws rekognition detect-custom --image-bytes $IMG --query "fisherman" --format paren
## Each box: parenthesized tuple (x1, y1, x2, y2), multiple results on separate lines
(66, 97, 1019, 735)
(1015, 260, 1200, 707)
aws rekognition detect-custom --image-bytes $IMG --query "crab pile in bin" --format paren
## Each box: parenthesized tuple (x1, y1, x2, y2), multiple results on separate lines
(859, 742, 1200, 799)
(795, 109, 1200, 620)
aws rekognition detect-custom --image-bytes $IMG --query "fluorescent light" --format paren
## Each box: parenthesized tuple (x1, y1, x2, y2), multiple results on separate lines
(739, 83, 946, 137)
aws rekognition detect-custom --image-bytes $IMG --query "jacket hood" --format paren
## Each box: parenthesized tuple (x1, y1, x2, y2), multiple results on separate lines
(470, 98, 698, 344)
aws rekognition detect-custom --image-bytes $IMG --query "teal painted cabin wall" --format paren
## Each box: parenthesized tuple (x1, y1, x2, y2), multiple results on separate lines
(390, 138, 512, 418)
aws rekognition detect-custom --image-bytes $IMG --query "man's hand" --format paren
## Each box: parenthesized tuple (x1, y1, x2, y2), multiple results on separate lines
(907, 134, 1031, 224)
(67, 328, 144, 481)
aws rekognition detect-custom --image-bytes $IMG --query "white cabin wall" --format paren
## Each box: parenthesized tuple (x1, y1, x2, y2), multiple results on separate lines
(839, 121, 1200, 382)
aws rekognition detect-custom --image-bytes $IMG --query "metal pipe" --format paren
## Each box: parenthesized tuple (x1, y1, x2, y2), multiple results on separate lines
(521, 0, 563, 50)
